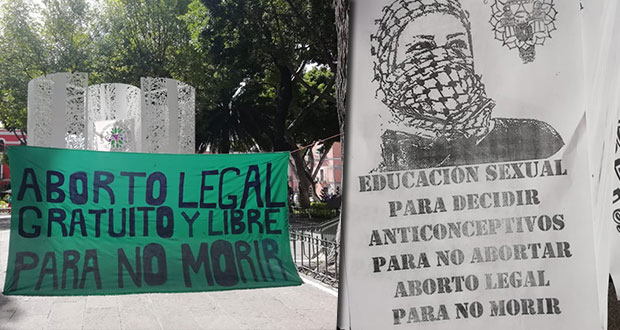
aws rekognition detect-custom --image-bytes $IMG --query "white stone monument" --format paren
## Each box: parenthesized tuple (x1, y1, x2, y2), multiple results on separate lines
(27, 73, 196, 153)
(27, 72, 88, 149)
(87, 83, 141, 152)
(141, 77, 195, 154)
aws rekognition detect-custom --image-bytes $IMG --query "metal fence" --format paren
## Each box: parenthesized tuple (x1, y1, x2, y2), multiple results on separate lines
(290, 229, 340, 287)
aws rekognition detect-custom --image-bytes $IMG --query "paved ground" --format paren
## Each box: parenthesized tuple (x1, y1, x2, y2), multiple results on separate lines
(0, 216, 338, 330)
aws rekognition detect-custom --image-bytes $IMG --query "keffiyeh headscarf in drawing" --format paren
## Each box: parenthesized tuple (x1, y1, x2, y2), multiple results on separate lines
(371, 0, 495, 142)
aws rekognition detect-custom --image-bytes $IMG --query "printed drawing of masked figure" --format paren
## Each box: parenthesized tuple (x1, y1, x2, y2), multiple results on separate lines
(372, 0, 564, 171)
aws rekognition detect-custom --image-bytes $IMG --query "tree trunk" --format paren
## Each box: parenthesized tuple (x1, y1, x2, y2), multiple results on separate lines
(12, 129, 26, 145)
(274, 64, 294, 152)
(334, 0, 349, 246)
(334, 1, 349, 329)
(335, 0, 349, 136)
(220, 123, 230, 154)
(274, 63, 315, 207)
(291, 150, 312, 208)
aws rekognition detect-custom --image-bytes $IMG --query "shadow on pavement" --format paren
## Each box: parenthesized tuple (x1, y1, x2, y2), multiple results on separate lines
(0, 294, 19, 322)
(0, 216, 9, 231)
(0, 294, 8, 308)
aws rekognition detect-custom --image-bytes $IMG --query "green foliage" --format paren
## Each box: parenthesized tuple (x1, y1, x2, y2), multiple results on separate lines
(292, 204, 338, 220)
(0, 0, 96, 136)
(310, 201, 327, 209)
(94, 0, 194, 85)
(191, 0, 339, 151)
(293, 200, 341, 220)
(188, 0, 339, 206)
(294, 66, 339, 146)
(40, 0, 95, 72)
(0, 0, 45, 135)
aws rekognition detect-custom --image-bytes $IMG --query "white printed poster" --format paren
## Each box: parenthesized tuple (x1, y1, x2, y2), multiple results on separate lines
(339, 0, 601, 329)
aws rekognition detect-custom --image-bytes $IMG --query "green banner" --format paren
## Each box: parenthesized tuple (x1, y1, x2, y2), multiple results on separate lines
(2, 146, 301, 295)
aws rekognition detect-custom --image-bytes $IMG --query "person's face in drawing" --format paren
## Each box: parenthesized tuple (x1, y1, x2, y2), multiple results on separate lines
(396, 13, 472, 63)
(387, 13, 481, 124)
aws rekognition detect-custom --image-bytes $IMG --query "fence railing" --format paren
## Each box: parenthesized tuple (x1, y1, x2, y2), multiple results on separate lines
(290, 229, 339, 287)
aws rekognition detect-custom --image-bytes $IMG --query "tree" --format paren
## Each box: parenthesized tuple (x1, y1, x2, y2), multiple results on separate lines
(94, 0, 194, 86)
(95, 0, 264, 155)
(192, 0, 340, 207)
(40, 0, 95, 72)
(0, 0, 45, 142)
(0, 0, 95, 142)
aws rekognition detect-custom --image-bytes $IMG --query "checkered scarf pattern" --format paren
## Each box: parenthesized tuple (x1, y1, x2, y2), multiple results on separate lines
(372, 0, 494, 141)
